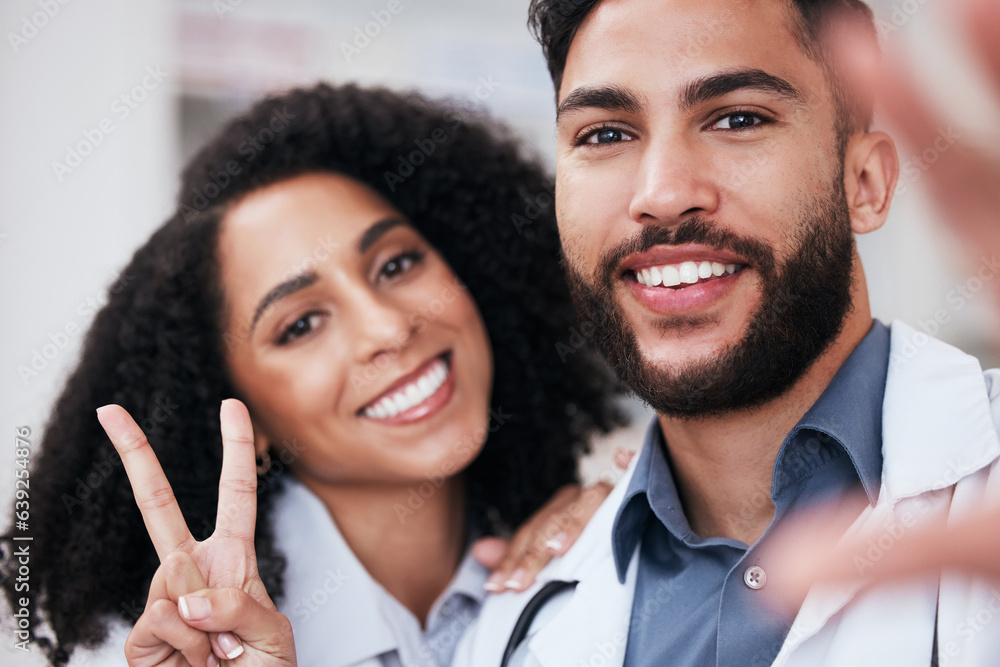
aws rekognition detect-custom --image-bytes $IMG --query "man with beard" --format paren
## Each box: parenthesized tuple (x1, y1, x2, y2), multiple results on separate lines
(455, 0, 1000, 666)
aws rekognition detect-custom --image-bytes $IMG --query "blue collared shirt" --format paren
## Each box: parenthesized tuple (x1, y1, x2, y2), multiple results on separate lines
(615, 321, 890, 667)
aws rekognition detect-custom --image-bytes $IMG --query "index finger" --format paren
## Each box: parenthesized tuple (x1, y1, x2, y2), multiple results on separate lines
(97, 404, 195, 560)
(214, 399, 258, 541)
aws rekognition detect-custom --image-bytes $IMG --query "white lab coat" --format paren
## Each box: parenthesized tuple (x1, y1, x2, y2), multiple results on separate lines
(454, 321, 1000, 667)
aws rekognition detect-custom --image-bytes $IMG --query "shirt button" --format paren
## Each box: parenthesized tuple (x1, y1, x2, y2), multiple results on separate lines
(744, 565, 767, 590)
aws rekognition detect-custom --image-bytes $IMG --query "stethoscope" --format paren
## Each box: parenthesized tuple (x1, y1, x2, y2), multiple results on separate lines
(499, 580, 578, 667)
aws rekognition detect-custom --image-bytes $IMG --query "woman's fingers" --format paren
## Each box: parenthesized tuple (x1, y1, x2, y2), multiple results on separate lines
(966, 0, 1000, 93)
(148, 552, 209, 607)
(126, 597, 217, 667)
(480, 481, 614, 592)
(214, 399, 258, 542)
(178, 588, 297, 664)
(97, 404, 195, 560)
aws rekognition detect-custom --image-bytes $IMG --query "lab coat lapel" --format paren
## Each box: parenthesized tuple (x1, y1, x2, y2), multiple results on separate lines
(528, 548, 638, 667)
(523, 463, 640, 667)
(774, 320, 1000, 662)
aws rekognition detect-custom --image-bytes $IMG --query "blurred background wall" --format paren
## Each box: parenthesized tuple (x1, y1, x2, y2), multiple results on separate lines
(1, 1, 998, 661)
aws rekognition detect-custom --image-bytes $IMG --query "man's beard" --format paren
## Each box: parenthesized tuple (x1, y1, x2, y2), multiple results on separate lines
(565, 177, 856, 419)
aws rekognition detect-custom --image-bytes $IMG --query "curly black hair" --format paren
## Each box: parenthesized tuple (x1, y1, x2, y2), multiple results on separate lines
(0, 83, 625, 665)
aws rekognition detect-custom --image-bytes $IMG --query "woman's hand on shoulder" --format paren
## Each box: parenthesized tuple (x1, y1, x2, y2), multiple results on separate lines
(473, 448, 635, 593)
(97, 399, 296, 666)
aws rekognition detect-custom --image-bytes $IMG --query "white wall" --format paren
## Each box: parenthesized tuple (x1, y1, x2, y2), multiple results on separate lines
(1, 1, 175, 663)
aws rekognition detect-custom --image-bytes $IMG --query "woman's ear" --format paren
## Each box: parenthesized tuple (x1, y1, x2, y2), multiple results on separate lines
(843, 130, 899, 235)
(250, 419, 272, 473)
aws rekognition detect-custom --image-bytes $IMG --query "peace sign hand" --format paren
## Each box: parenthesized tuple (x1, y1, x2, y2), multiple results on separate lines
(97, 399, 296, 666)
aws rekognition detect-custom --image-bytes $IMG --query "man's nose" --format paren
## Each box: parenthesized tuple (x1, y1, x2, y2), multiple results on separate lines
(627, 138, 720, 226)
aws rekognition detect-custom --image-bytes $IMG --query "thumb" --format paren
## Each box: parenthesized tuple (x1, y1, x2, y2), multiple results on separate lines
(179, 587, 296, 662)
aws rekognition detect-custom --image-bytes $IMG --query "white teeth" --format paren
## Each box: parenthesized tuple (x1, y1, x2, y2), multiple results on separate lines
(661, 265, 681, 287)
(634, 261, 741, 288)
(679, 261, 700, 284)
(649, 266, 662, 287)
(363, 359, 449, 420)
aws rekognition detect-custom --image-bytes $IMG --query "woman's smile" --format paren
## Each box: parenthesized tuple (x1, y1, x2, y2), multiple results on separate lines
(359, 351, 454, 424)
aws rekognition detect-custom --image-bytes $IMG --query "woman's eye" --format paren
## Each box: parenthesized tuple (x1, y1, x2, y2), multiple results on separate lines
(278, 312, 323, 345)
(379, 250, 425, 281)
(711, 112, 766, 131)
(581, 126, 634, 146)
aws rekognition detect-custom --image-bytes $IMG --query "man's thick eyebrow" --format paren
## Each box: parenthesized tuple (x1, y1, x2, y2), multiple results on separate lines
(681, 69, 806, 111)
(358, 217, 407, 254)
(249, 272, 318, 335)
(556, 85, 645, 122)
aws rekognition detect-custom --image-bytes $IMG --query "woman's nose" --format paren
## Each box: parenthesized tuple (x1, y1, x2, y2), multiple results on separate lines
(350, 292, 417, 365)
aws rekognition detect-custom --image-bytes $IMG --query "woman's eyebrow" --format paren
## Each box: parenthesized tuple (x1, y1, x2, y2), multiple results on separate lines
(358, 217, 408, 253)
(249, 271, 318, 336)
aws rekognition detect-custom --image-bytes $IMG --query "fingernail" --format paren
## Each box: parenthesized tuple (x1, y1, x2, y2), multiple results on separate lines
(218, 632, 244, 660)
(178, 595, 211, 621)
(504, 568, 528, 591)
(484, 571, 505, 592)
(207, 654, 219, 667)
(545, 532, 568, 553)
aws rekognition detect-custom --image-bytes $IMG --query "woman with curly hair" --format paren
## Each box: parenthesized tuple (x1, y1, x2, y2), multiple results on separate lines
(0, 83, 624, 666)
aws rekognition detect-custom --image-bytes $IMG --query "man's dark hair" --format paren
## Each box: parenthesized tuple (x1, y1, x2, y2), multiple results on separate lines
(528, 0, 878, 144)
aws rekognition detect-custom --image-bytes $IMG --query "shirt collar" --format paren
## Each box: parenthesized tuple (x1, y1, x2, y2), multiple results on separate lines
(271, 477, 401, 667)
(611, 419, 668, 583)
(611, 320, 891, 582)
(428, 545, 489, 615)
(773, 320, 889, 503)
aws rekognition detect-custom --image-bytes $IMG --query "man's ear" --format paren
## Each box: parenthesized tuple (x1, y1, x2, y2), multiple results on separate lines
(843, 130, 899, 235)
